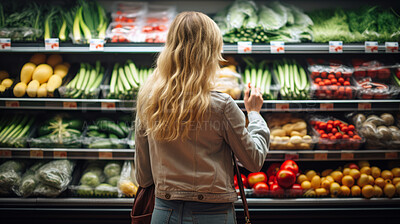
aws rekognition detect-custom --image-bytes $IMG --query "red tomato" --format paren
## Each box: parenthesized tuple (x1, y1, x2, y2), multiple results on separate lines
(353, 135, 362, 140)
(327, 120, 334, 125)
(343, 81, 350, 86)
(335, 71, 342, 78)
(326, 124, 333, 133)
(270, 183, 284, 197)
(330, 136, 337, 140)
(331, 78, 338, 84)
(234, 174, 249, 188)
(333, 120, 341, 127)
(280, 160, 299, 175)
(315, 77, 322, 83)
(341, 126, 348, 133)
(348, 131, 354, 137)
(268, 175, 277, 186)
(332, 128, 338, 134)
(321, 134, 328, 139)
(348, 125, 355, 131)
(321, 72, 328, 78)
(253, 182, 269, 196)
(266, 163, 281, 178)
(276, 169, 296, 189)
(342, 134, 350, 140)
(328, 74, 335, 80)
(318, 130, 325, 135)
(328, 133, 333, 137)
(319, 122, 327, 130)
(338, 77, 345, 84)
(247, 172, 267, 188)
(335, 132, 343, 139)
(324, 80, 332, 85)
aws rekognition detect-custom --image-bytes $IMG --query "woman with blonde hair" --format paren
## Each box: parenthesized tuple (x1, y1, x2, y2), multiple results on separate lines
(135, 11, 270, 223)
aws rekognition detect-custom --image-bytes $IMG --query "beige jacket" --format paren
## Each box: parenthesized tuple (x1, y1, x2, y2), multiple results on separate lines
(135, 91, 270, 203)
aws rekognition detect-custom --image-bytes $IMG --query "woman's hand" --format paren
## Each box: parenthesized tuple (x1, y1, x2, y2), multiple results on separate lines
(244, 83, 263, 113)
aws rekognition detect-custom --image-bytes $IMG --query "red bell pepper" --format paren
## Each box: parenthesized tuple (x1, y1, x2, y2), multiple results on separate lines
(247, 172, 267, 188)
(276, 169, 296, 189)
(280, 160, 299, 175)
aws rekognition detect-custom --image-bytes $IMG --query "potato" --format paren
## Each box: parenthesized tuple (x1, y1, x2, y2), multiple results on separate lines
(300, 129, 307, 136)
(281, 136, 290, 143)
(271, 129, 286, 137)
(290, 131, 302, 137)
(290, 136, 303, 145)
(292, 121, 307, 131)
(282, 123, 294, 135)
(380, 113, 394, 126)
(303, 135, 313, 144)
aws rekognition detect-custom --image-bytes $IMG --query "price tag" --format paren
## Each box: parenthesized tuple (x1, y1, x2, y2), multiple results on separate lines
(270, 41, 285, 53)
(45, 38, 59, 50)
(101, 102, 116, 109)
(341, 152, 354, 160)
(276, 103, 289, 110)
(0, 150, 12, 158)
(385, 42, 399, 53)
(285, 153, 299, 161)
(99, 150, 113, 159)
(5, 101, 20, 108)
(358, 103, 371, 110)
(237, 41, 252, 53)
(329, 41, 343, 53)
(90, 39, 104, 51)
(0, 38, 11, 50)
(30, 150, 44, 158)
(385, 152, 398, 159)
(314, 153, 328, 160)
(320, 103, 334, 111)
(365, 41, 378, 53)
(53, 150, 67, 158)
(63, 101, 77, 109)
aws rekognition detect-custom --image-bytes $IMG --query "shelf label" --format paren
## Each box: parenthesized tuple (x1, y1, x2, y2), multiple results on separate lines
(45, 38, 59, 50)
(314, 153, 328, 160)
(30, 149, 44, 158)
(99, 150, 113, 159)
(63, 101, 77, 109)
(0, 150, 12, 158)
(285, 153, 299, 161)
(385, 152, 398, 159)
(365, 41, 378, 53)
(329, 41, 343, 53)
(320, 103, 334, 111)
(90, 39, 104, 51)
(237, 41, 252, 53)
(53, 150, 67, 158)
(385, 42, 398, 53)
(5, 101, 20, 108)
(341, 152, 354, 160)
(101, 102, 116, 110)
(276, 103, 289, 110)
(358, 103, 371, 110)
(270, 41, 285, 53)
(0, 38, 11, 50)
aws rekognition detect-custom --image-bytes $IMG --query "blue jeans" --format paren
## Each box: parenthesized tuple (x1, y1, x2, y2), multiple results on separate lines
(151, 197, 237, 224)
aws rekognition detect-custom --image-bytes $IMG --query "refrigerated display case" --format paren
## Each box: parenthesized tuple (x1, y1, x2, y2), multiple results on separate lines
(0, 0, 400, 223)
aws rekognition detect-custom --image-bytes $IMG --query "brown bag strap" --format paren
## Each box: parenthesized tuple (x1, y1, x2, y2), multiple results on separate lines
(232, 153, 251, 224)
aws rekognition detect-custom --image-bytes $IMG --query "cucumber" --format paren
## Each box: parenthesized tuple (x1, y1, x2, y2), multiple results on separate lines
(89, 139, 113, 149)
(97, 119, 125, 138)
(38, 125, 53, 136)
(65, 119, 83, 130)
(87, 130, 102, 137)
(118, 122, 130, 137)
(87, 125, 99, 132)
(108, 133, 118, 139)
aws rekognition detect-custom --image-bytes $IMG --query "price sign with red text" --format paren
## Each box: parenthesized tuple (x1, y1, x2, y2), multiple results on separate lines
(53, 150, 67, 159)
(45, 38, 59, 50)
(271, 41, 285, 53)
(329, 41, 343, 53)
(5, 101, 20, 108)
(101, 102, 116, 110)
(285, 153, 299, 161)
(385, 42, 398, 53)
(314, 153, 328, 160)
(385, 152, 398, 159)
(320, 103, 334, 111)
(63, 101, 77, 109)
(276, 103, 289, 110)
(90, 39, 104, 51)
(358, 103, 371, 110)
(0, 38, 11, 50)
(0, 150, 12, 158)
(341, 152, 354, 160)
(365, 41, 378, 53)
(30, 150, 44, 158)
(238, 41, 252, 54)
(99, 150, 113, 159)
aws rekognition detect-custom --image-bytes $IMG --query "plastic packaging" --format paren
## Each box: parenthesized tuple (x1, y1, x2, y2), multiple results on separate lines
(111, 2, 148, 23)
(352, 59, 392, 81)
(353, 77, 396, 99)
(106, 22, 142, 43)
(118, 161, 138, 197)
(309, 115, 364, 150)
(264, 113, 316, 150)
(215, 66, 243, 100)
(0, 160, 27, 195)
(14, 161, 47, 197)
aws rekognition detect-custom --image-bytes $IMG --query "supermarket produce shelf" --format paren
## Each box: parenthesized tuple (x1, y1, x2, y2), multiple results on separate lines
(0, 43, 397, 54)
(1, 148, 398, 161)
(1, 98, 400, 111)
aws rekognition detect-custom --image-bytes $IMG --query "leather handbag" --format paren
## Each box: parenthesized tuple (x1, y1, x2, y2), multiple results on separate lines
(232, 153, 252, 224)
(130, 184, 155, 224)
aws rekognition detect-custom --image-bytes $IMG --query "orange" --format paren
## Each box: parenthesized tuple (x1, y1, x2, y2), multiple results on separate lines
(342, 175, 355, 187)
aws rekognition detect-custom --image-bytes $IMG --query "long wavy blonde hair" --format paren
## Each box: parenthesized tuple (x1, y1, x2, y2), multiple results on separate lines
(137, 11, 224, 142)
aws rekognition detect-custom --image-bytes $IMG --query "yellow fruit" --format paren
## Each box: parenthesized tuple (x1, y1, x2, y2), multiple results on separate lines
(381, 170, 394, 180)
(373, 185, 383, 197)
(362, 185, 374, 198)
(383, 183, 396, 198)
(303, 189, 316, 197)
(54, 63, 69, 78)
(315, 188, 328, 197)
(13, 82, 27, 97)
(301, 181, 312, 189)
(393, 177, 400, 186)
(311, 175, 321, 189)
(325, 176, 334, 184)
(375, 177, 385, 188)
(62, 62, 71, 69)
(20, 62, 36, 84)
(26, 80, 40, 97)
(351, 185, 361, 197)
(357, 174, 369, 187)
(358, 161, 370, 168)
(321, 179, 331, 189)
(342, 168, 351, 176)
(37, 83, 47, 98)
(367, 175, 375, 185)
(321, 169, 333, 177)
(0, 84, 5, 92)
(371, 166, 381, 179)
(29, 53, 46, 65)
(0, 70, 9, 80)
(392, 168, 400, 177)
(297, 174, 308, 184)
(360, 166, 372, 175)
(340, 186, 351, 197)
(385, 179, 392, 185)
(46, 54, 63, 67)
(119, 181, 137, 197)
(1, 78, 13, 88)
(330, 182, 341, 197)
(331, 171, 343, 184)
(306, 170, 317, 181)
(396, 182, 400, 195)
(342, 175, 355, 187)
(32, 64, 53, 84)
(349, 169, 361, 180)
(46, 74, 62, 93)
